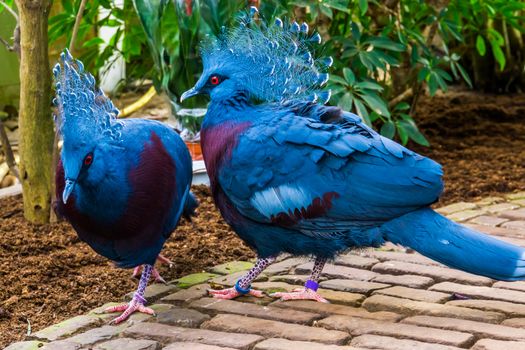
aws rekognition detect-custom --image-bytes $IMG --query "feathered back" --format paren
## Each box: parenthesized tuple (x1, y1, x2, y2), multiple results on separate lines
(53, 49, 123, 143)
(201, 7, 332, 104)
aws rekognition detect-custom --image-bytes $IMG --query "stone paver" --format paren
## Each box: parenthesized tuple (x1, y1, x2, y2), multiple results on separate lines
(403, 315, 525, 340)
(203, 314, 349, 344)
(156, 307, 210, 327)
(430, 281, 525, 304)
(318, 315, 473, 347)
(163, 343, 236, 350)
(32, 315, 101, 341)
(373, 286, 451, 303)
(124, 323, 263, 349)
(371, 273, 435, 288)
(363, 294, 504, 323)
(471, 339, 525, 350)
(319, 279, 390, 294)
(190, 297, 321, 324)
(161, 283, 210, 304)
(372, 260, 493, 286)
(93, 338, 159, 350)
(271, 300, 402, 321)
(11, 191, 525, 350)
(253, 338, 359, 350)
(350, 334, 463, 350)
(295, 263, 378, 281)
(4, 341, 47, 350)
(209, 261, 254, 275)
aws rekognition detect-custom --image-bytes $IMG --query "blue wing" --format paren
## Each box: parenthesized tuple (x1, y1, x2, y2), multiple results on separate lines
(219, 103, 443, 238)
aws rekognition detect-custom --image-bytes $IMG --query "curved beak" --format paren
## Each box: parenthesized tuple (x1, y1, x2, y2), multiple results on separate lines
(180, 88, 199, 102)
(62, 178, 76, 204)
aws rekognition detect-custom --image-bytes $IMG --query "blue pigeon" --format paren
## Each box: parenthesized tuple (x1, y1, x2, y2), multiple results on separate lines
(181, 7, 525, 302)
(53, 50, 197, 323)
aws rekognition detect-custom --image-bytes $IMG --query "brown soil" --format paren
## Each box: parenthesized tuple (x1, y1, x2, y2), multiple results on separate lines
(412, 91, 525, 204)
(0, 186, 254, 348)
(1, 92, 525, 347)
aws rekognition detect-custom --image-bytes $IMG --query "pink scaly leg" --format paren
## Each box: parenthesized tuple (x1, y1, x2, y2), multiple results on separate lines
(208, 256, 276, 300)
(105, 264, 156, 324)
(271, 256, 329, 303)
(132, 254, 173, 282)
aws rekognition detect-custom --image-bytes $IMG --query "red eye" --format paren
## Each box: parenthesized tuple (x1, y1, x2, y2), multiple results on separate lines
(210, 76, 220, 85)
(84, 154, 93, 166)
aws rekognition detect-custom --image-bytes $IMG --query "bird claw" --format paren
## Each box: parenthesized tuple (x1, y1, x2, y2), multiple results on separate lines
(270, 288, 329, 303)
(208, 287, 264, 300)
(156, 254, 174, 268)
(104, 300, 156, 324)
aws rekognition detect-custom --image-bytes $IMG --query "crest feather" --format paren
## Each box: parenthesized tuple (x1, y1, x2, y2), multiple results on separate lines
(53, 49, 123, 142)
(201, 7, 332, 105)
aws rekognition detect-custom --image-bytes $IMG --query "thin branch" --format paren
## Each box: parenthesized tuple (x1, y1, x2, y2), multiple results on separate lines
(0, 0, 18, 20)
(0, 119, 20, 181)
(68, 0, 88, 54)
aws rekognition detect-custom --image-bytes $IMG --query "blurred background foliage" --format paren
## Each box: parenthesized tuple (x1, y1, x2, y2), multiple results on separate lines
(19, 0, 525, 144)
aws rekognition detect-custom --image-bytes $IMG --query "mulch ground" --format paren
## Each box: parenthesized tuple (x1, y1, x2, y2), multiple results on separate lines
(1, 91, 524, 347)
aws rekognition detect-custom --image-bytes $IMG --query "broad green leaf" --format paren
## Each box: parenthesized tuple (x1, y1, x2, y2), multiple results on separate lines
(476, 35, 486, 56)
(359, 0, 368, 16)
(366, 37, 406, 52)
(343, 68, 355, 85)
(330, 75, 349, 86)
(380, 120, 396, 139)
(355, 81, 384, 91)
(393, 102, 410, 111)
(338, 93, 353, 111)
(491, 43, 506, 70)
(427, 73, 438, 96)
(399, 120, 429, 146)
(354, 99, 371, 126)
(360, 92, 390, 118)
(396, 122, 409, 145)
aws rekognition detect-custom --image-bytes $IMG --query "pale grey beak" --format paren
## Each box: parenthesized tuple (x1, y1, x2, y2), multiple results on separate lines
(180, 88, 199, 102)
(63, 178, 76, 204)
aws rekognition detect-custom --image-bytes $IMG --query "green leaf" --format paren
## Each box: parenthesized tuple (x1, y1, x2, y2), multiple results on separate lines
(396, 122, 408, 145)
(355, 81, 384, 91)
(476, 35, 486, 56)
(393, 102, 410, 111)
(82, 37, 106, 48)
(427, 73, 438, 96)
(360, 92, 390, 118)
(338, 93, 353, 111)
(491, 43, 506, 71)
(354, 99, 371, 126)
(399, 119, 429, 146)
(366, 37, 406, 52)
(380, 120, 396, 139)
(330, 75, 349, 86)
(359, 0, 368, 16)
(343, 68, 355, 85)
(455, 62, 473, 88)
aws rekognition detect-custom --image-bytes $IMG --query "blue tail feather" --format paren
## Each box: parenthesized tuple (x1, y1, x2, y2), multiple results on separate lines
(380, 208, 525, 281)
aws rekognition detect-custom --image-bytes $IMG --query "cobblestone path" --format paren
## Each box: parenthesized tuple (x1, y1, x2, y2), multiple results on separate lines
(6, 192, 525, 350)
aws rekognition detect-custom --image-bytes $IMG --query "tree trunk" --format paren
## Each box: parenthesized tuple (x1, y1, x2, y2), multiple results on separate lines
(15, 0, 54, 223)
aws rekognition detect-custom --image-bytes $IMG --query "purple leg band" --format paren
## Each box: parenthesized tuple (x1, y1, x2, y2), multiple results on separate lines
(305, 279, 319, 291)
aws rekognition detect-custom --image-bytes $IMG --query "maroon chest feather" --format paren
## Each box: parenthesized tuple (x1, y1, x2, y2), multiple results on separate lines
(200, 122, 251, 191)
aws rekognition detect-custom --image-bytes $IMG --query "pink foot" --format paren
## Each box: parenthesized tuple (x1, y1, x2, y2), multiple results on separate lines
(104, 299, 155, 324)
(132, 265, 166, 284)
(156, 254, 174, 268)
(270, 288, 329, 303)
(208, 287, 264, 300)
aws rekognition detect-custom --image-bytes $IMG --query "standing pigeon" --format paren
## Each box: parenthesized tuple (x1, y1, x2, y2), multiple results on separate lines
(181, 8, 525, 302)
(54, 50, 197, 323)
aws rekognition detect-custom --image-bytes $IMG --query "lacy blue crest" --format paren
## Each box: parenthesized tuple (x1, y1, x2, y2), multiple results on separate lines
(200, 6, 332, 105)
(53, 49, 123, 142)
